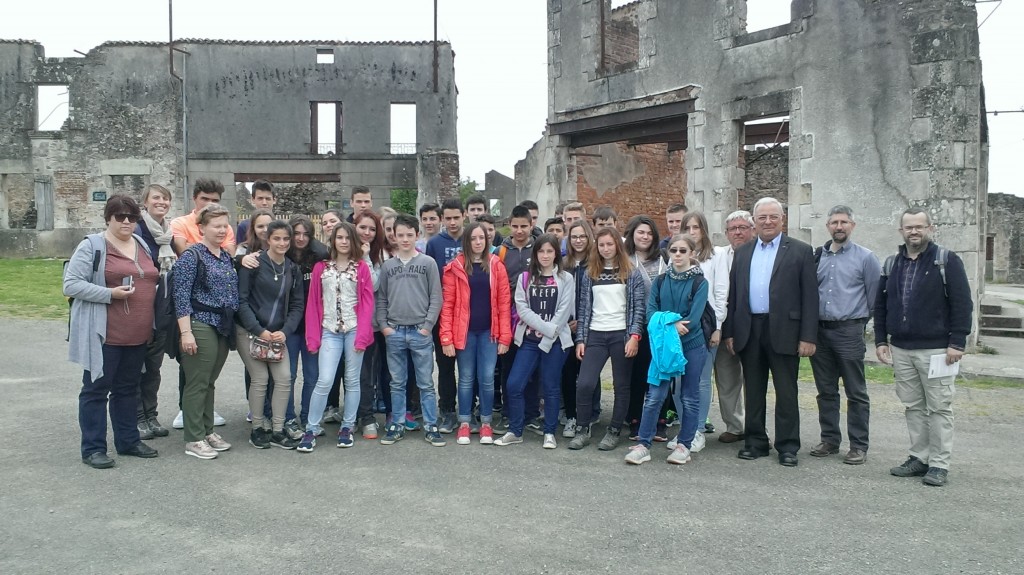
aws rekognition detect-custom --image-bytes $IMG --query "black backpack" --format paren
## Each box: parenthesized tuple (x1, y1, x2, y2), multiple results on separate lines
(653, 273, 716, 348)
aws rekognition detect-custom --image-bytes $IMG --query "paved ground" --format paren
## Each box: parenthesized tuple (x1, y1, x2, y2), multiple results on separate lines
(1, 317, 1022, 574)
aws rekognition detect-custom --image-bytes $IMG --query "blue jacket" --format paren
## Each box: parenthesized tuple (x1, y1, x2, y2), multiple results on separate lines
(425, 229, 463, 282)
(647, 311, 686, 385)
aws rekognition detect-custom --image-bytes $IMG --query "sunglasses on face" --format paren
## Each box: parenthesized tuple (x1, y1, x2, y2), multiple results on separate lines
(668, 248, 689, 254)
(112, 213, 139, 223)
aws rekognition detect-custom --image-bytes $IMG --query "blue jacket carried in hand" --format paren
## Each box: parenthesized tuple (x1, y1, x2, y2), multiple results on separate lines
(647, 310, 687, 385)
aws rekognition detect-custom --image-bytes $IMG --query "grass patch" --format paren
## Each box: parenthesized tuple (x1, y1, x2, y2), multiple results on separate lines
(799, 357, 1021, 390)
(0, 258, 67, 320)
(1012, 299, 1024, 307)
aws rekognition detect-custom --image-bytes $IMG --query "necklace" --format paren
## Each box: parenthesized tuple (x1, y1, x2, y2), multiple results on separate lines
(269, 258, 285, 281)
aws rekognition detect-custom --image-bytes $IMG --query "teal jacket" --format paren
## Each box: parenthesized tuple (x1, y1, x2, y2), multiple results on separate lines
(647, 311, 687, 385)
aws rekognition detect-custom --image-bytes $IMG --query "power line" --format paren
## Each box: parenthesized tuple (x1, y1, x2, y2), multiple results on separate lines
(978, 0, 1002, 29)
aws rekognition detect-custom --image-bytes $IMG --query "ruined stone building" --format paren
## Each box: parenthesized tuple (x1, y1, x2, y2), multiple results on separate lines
(0, 39, 458, 256)
(516, 0, 986, 342)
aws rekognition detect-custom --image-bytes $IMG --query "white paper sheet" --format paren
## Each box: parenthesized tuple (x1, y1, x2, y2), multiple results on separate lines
(928, 354, 960, 379)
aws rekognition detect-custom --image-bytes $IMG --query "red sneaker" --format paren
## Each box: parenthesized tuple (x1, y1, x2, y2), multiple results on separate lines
(456, 422, 471, 445)
(479, 423, 494, 445)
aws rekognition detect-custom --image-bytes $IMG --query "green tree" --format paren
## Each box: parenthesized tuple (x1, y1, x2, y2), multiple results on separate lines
(389, 188, 417, 216)
(458, 178, 478, 204)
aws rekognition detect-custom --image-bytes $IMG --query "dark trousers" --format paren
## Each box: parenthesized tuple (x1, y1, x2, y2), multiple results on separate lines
(357, 336, 381, 426)
(137, 329, 167, 422)
(433, 323, 458, 414)
(561, 351, 581, 418)
(507, 340, 568, 436)
(739, 316, 801, 454)
(576, 330, 633, 430)
(80, 344, 146, 457)
(500, 343, 540, 421)
(810, 321, 870, 451)
(626, 338, 652, 424)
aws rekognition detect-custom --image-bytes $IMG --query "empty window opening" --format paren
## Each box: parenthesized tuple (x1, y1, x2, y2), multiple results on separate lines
(390, 103, 417, 155)
(316, 48, 335, 65)
(744, 0, 792, 33)
(610, 0, 634, 7)
(744, 115, 790, 150)
(310, 102, 343, 155)
(37, 85, 69, 131)
(601, 0, 640, 74)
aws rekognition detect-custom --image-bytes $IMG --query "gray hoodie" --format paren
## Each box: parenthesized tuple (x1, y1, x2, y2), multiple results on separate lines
(375, 253, 443, 330)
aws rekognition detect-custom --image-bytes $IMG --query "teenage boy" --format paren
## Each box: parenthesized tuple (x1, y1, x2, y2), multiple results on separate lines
(347, 185, 373, 223)
(416, 203, 442, 252)
(426, 198, 466, 432)
(168, 178, 234, 429)
(544, 217, 565, 243)
(520, 199, 543, 238)
(235, 180, 276, 242)
(377, 214, 446, 447)
(592, 205, 618, 231)
(466, 193, 503, 246)
(658, 203, 688, 250)
(560, 202, 586, 253)
(495, 205, 539, 431)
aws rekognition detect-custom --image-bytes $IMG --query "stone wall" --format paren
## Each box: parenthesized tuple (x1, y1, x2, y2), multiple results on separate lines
(738, 145, 788, 213)
(574, 141, 685, 235)
(987, 193, 1024, 283)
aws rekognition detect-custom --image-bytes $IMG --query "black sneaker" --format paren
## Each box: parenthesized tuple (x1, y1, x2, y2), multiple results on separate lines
(380, 422, 405, 445)
(890, 456, 928, 477)
(249, 428, 271, 449)
(922, 467, 948, 487)
(147, 417, 170, 437)
(424, 425, 447, 447)
(704, 421, 716, 434)
(137, 420, 155, 440)
(270, 430, 299, 449)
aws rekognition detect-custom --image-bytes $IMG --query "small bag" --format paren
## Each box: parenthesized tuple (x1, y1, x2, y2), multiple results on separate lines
(249, 336, 285, 362)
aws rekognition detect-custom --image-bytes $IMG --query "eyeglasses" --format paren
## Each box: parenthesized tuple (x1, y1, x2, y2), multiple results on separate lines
(668, 248, 689, 254)
(112, 213, 139, 223)
(570, 235, 588, 241)
(726, 226, 752, 233)
(901, 225, 928, 232)
(755, 214, 783, 223)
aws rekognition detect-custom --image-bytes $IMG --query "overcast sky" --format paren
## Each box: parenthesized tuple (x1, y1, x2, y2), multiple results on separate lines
(2, 0, 1020, 197)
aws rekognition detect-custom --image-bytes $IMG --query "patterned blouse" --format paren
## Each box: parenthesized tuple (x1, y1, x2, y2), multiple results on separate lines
(173, 244, 239, 330)
(320, 260, 359, 334)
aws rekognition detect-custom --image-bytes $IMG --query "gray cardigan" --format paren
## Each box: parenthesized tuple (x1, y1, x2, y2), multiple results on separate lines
(513, 270, 575, 352)
(63, 233, 151, 382)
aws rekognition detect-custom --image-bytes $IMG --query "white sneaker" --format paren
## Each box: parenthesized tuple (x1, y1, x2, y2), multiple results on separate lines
(213, 411, 226, 426)
(172, 410, 184, 429)
(691, 431, 706, 453)
(185, 440, 218, 460)
(667, 438, 678, 450)
(543, 434, 557, 449)
(562, 418, 577, 438)
(625, 443, 651, 465)
(667, 444, 692, 465)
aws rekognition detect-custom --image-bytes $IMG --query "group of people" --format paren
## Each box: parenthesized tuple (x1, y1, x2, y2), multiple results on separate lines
(65, 179, 972, 487)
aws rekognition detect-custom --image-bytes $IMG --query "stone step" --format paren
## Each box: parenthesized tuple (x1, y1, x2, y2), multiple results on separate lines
(981, 303, 1002, 315)
(980, 327, 1024, 338)
(981, 315, 1024, 329)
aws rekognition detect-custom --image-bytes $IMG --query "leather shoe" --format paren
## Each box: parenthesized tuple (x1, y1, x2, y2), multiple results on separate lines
(843, 448, 867, 465)
(737, 447, 770, 460)
(778, 452, 799, 467)
(718, 431, 743, 443)
(809, 442, 840, 457)
(117, 442, 159, 458)
(82, 452, 115, 469)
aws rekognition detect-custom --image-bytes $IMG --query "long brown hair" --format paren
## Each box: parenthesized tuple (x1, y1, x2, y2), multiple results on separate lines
(355, 211, 385, 266)
(587, 227, 633, 282)
(564, 220, 594, 270)
(461, 222, 491, 275)
(680, 211, 714, 263)
(243, 209, 274, 252)
(328, 221, 363, 262)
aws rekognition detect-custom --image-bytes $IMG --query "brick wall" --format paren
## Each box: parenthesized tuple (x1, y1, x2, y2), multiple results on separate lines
(604, 2, 640, 72)
(574, 141, 685, 235)
(1, 173, 36, 229)
(54, 171, 91, 228)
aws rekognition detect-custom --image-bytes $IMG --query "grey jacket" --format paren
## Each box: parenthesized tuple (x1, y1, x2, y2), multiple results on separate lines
(63, 233, 151, 382)
(513, 270, 575, 352)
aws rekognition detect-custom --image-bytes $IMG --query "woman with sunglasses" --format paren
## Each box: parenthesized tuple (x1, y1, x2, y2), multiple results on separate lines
(65, 194, 159, 468)
(624, 233, 709, 465)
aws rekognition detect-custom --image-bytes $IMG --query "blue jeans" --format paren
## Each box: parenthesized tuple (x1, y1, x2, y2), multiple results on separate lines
(697, 345, 718, 426)
(456, 330, 498, 424)
(80, 344, 146, 457)
(507, 339, 568, 436)
(639, 345, 707, 448)
(385, 326, 438, 427)
(287, 330, 319, 425)
(306, 329, 363, 433)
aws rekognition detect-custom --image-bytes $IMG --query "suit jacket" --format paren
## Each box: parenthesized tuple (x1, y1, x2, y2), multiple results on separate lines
(722, 234, 819, 355)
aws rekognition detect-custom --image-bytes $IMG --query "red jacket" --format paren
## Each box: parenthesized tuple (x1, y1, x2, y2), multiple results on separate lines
(440, 254, 512, 350)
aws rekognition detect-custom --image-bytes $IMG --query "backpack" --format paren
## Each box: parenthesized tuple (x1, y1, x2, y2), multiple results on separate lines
(880, 244, 950, 298)
(654, 273, 716, 348)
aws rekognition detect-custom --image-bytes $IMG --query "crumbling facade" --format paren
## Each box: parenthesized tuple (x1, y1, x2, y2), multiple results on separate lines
(0, 39, 458, 256)
(518, 0, 986, 343)
(986, 193, 1024, 284)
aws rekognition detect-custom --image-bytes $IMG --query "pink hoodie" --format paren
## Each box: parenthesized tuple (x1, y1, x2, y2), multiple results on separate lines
(305, 259, 375, 352)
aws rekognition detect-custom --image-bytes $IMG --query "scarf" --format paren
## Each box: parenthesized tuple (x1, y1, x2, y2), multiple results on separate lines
(667, 264, 703, 282)
(141, 211, 176, 274)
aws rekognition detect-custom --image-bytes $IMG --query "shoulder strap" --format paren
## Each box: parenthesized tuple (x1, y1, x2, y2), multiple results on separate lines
(814, 246, 823, 265)
(934, 245, 949, 295)
(497, 245, 507, 261)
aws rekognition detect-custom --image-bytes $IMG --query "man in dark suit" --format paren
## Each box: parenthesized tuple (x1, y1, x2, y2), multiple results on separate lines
(722, 197, 818, 467)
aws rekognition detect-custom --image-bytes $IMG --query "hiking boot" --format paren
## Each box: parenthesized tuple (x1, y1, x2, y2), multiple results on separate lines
(568, 425, 591, 450)
(479, 423, 494, 445)
(922, 467, 948, 487)
(890, 456, 929, 477)
(562, 417, 577, 438)
(337, 427, 354, 448)
(380, 423, 405, 445)
(249, 428, 271, 449)
(625, 444, 651, 465)
(457, 422, 471, 445)
(809, 442, 840, 457)
(424, 425, 447, 447)
(297, 432, 316, 452)
(843, 448, 867, 465)
(270, 430, 299, 450)
(148, 417, 170, 437)
(205, 433, 231, 451)
(494, 432, 523, 446)
(598, 427, 622, 451)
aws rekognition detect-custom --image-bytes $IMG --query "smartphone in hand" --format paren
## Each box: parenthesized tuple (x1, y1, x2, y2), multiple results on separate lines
(122, 276, 134, 290)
